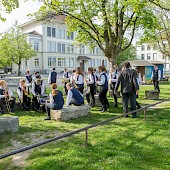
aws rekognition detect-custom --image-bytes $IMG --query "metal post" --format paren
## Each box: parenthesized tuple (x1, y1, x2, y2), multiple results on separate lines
(85, 129, 88, 146)
(144, 108, 147, 121)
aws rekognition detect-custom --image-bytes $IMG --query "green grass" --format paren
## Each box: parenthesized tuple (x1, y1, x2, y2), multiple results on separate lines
(0, 83, 170, 170)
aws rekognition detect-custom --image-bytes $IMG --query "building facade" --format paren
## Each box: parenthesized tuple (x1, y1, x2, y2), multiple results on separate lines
(15, 16, 108, 74)
(136, 43, 170, 71)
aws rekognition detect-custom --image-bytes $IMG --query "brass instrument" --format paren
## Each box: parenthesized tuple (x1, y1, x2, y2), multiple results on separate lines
(20, 84, 28, 104)
(1, 80, 12, 113)
(62, 78, 69, 84)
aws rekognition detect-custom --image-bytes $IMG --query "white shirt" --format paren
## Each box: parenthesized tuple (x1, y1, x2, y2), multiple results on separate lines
(151, 69, 161, 81)
(31, 80, 45, 96)
(48, 71, 58, 84)
(70, 73, 75, 83)
(137, 72, 142, 85)
(109, 71, 119, 83)
(0, 86, 13, 99)
(63, 72, 71, 79)
(74, 74, 84, 84)
(86, 74, 96, 85)
(97, 72, 108, 86)
(17, 85, 26, 98)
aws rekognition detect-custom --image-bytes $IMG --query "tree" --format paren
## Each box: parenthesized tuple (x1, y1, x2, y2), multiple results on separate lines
(141, 9, 170, 58)
(0, 23, 36, 75)
(34, 0, 169, 65)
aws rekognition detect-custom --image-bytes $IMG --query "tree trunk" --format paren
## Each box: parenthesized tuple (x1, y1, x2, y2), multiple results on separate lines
(17, 62, 21, 76)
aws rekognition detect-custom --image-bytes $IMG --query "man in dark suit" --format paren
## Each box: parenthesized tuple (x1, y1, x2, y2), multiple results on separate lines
(115, 62, 139, 118)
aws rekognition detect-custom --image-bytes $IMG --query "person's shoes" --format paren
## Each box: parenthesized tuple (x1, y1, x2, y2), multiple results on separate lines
(44, 117, 51, 120)
(125, 115, 129, 118)
(101, 108, 107, 112)
(137, 106, 141, 109)
(99, 107, 104, 111)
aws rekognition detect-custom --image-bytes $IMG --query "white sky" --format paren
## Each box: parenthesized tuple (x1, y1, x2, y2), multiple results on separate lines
(0, 0, 43, 33)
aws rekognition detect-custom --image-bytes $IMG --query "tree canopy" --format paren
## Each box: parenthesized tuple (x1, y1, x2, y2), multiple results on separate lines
(0, 23, 36, 75)
(33, 0, 170, 65)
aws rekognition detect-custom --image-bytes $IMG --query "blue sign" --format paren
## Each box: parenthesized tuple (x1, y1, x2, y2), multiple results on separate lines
(145, 66, 153, 80)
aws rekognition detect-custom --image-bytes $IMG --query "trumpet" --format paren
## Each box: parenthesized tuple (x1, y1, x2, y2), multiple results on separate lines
(62, 78, 69, 84)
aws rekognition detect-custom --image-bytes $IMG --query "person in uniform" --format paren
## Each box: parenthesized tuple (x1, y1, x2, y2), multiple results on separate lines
(17, 79, 31, 111)
(31, 77, 45, 111)
(115, 62, 139, 118)
(44, 83, 64, 120)
(85, 67, 96, 107)
(48, 68, 58, 85)
(151, 64, 161, 92)
(66, 83, 84, 106)
(109, 67, 119, 107)
(73, 67, 84, 94)
(25, 70, 32, 94)
(96, 66, 109, 112)
(63, 68, 70, 95)
(0, 80, 16, 113)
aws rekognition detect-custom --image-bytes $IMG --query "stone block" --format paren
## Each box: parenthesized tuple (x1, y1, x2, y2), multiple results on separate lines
(145, 90, 159, 100)
(0, 116, 19, 134)
(94, 95, 102, 107)
(109, 90, 121, 98)
(51, 105, 90, 121)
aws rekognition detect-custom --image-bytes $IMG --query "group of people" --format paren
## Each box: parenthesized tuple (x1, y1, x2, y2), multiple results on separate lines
(0, 62, 161, 119)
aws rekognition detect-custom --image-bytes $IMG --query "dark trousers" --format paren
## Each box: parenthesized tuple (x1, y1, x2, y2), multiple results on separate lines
(122, 93, 137, 117)
(0, 97, 16, 111)
(77, 84, 84, 94)
(86, 85, 95, 106)
(99, 87, 108, 110)
(32, 96, 40, 110)
(70, 100, 84, 106)
(136, 94, 141, 109)
(153, 80, 160, 92)
(111, 88, 118, 106)
(64, 82, 68, 95)
(20, 96, 31, 109)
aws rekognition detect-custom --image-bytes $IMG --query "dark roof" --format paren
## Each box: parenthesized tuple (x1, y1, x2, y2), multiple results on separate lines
(129, 60, 153, 67)
(27, 30, 42, 36)
(77, 56, 91, 61)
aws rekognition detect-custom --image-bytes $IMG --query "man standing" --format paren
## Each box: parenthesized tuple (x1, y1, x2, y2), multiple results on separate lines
(151, 64, 161, 92)
(48, 68, 58, 85)
(115, 62, 139, 118)
(63, 68, 70, 95)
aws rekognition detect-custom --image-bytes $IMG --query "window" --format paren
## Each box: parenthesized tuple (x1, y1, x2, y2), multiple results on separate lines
(58, 58, 65, 67)
(153, 53, 157, 60)
(52, 57, 56, 67)
(48, 57, 52, 67)
(96, 47, 99, 55)
(67, 32, 74, 40)
(57, 43, 61, 53)
(147, 53, 151, 60)
(61, 29, 65, 39)
(79, 45, 85, 54)
(47, 42, 51, 52)
(141, 45, 145, 51)
(47, 27, 51, 36)
(25, 60, 28, 68)
(141, 54, 145, 60)
(34, 58, 39, 67)
(62, 43, 65, 53)
(52, 28, 56, 37)
(67, 58, 74, 67)
(147, 45, 151, 50)
(57, 28, 61, 38)
(48, 57, 56, 67)
(70, 45, 74, 53)
(66, 43, 70, 53)
(34, 41, 39, 51)
(51, 42, 56, 52)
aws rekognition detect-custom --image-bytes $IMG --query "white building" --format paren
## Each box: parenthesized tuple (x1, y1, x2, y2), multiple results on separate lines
(136, 43, 170, 70)
(15, 15, 108, 74)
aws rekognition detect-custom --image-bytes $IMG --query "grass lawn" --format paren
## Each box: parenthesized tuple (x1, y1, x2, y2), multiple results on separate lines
(0, 82, 170, 170)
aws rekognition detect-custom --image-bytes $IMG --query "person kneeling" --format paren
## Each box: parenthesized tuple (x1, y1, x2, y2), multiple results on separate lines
(44, 83, 64, 120)
(66, 83, 84, 107)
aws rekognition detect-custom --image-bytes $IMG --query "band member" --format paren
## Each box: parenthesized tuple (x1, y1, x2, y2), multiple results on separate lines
(31, 77, 45, 111)
(93, 68, 99, 94)
(25, 70, 32, 94)
(17, 79, 31, 111)
(134, 67, 142, 109)
(0, 80, 16, 113)
(85, 67, 96, 107)
(151, 64, 161, 92)
(70, 70, 76, 83)
(96, 66, 109, 112)
(63, 68, 70, 95)
(115, 62, 139, 118)
(73, 67, 84, 94)
(44, 83, 64, 120)
(109, 67, 119, 107)
(32, 71, 41, 82)
(48, 68, 58, 85)
(66, 83, 84, 106)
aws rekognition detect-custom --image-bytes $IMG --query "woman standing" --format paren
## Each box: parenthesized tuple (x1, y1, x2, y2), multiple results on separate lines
(44, 83, 64, 120)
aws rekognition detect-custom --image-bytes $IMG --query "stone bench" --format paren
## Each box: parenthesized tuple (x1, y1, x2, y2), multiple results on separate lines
(145, 90, 159, 100)
(0, 116, 19, 134)
(51, 105, 91, 121)
(94, 95, 102, 107)
(109, 90, 121, 98)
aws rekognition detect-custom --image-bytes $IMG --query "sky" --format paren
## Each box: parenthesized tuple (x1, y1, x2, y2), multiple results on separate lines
(0, 0, 43, 33)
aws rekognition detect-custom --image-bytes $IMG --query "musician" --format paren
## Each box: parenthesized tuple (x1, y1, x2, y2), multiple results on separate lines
(93, 68, 99, 94)
(25, 70, 32, 94)
(63, 68, 70, 95)
(31, 77, 45, 111)
(66, 83, 84, 106)
(96, 66, 109, 112)
(44, 83, 64, 120)
(109, 67, 119, 107)
(70, 70, 76, 83)
(0, 80, 16, 113)
(48, 68, 58, 85)
(17, 79, 31, 111)
(85, 67, 96, 107)
(73, 67, 84, 94)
